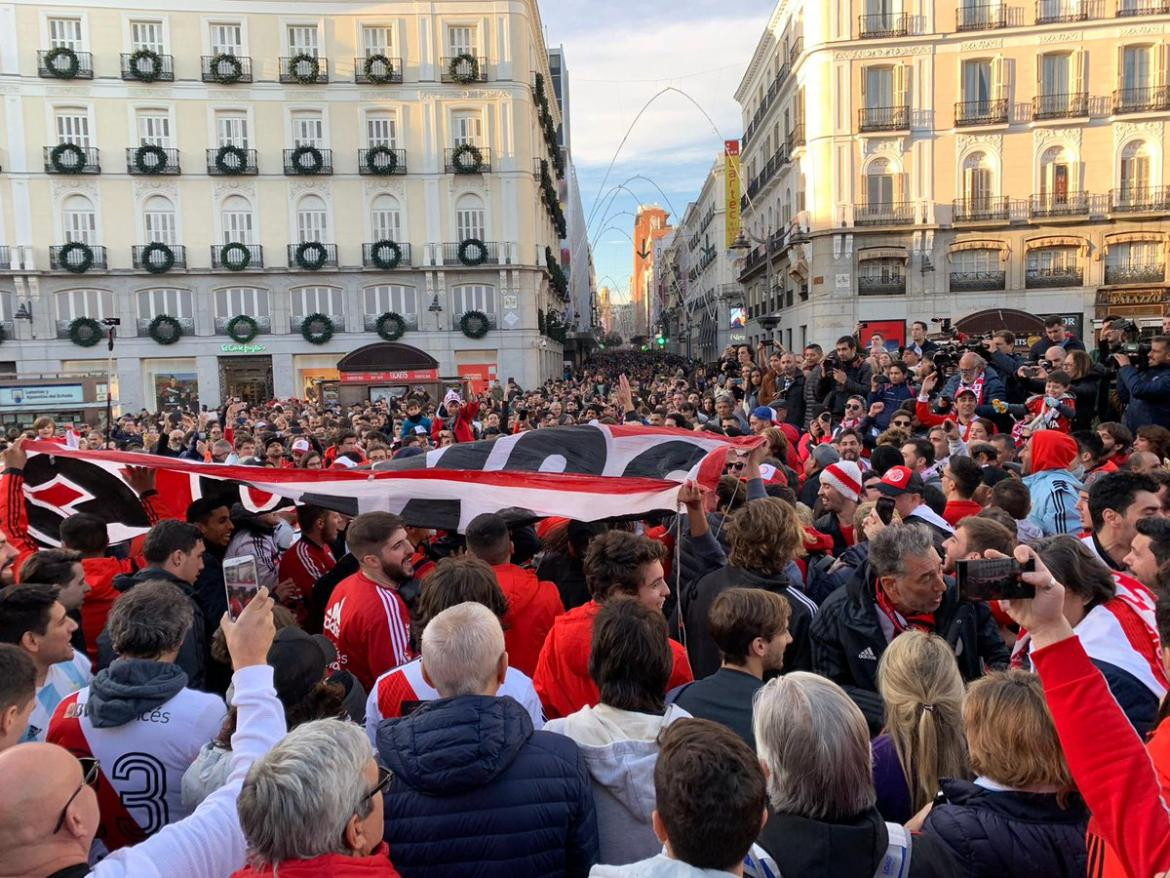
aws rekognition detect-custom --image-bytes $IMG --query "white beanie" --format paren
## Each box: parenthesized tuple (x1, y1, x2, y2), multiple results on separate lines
(820, 460, 863, 503)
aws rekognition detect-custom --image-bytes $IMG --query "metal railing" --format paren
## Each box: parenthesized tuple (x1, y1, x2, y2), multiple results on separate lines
(858, 105, 910, 131)
(1035, 0, 1093, 21)
(362, 242, 413, 268)
(287, 243, 339, 270)
(786, 125, 806, 151)
(44, 145, 101, 174)
(279, 55, 329, 84)
(214, 316, 271, 334)
(1110, 186, 1170, 212)
(210, 244, 264, 270)
(1113, 85, 1170, 113)
(290, 313, 344, 332)
(201, 54, 253, 83)
(206, 147, 258, 175)
(950, 270, 1007, 291)
(449, 311, 499, 331)
(440, 55, 489, 83)
(358, 147, 407, 175)
(353, 55, 403, 84)
(1025, 267, 1084, 288)
(136, 316, 194, 336)
(1117, 0, 1170, 14)
(126, 146, 180, 175)
(855, 202, 916, 225)
(50, 244, 107, 271)
(953, 196, 1012, 222)
(1105, 263, 1166, 284)
(38, 49, 94, 79)
(1030, 192, 1089, 217)
(859, 12, 911, 36)
(444, 146, 493, 174)
(441, 242, 502, 266)
(858, 273, 907, 295)
(121, 52, 174, 82)
(958, 3, 1009, 28)
(1033, 92, 1089, 119)
(955, 98, 1009, 125)
(363, 312, 419, 332)
(132, 244, 187, 271)
(283, 148, 334, 175)
(789, 37, 804, 65)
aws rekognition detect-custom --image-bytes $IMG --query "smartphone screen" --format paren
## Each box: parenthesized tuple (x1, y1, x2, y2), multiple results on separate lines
(876, 496, 895, 526)
(956, 558, 1036, 602)
(223, 555, 260, 621)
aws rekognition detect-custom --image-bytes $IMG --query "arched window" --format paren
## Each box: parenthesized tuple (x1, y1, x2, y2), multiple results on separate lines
(221, 195, 253, 245)
(62, 194, 96, 244)
(1039, 145, 1073, 204)
(290, 286, 344, 319)
(1120, 140, 1152, 201)
(371, 194, 402, 242)
(143, 195, 176, 245)
(136, 288, 194, 334)
(455, 193, 485, 241)
(364, 285, 419, 330)
(55, 289, 112, 333)
(213, 287, 271, 333)
(451, 283, 496, 321)
(296, 194, 328, 243)
(865, 158, 894, 207)
(962, 151, 994, 207)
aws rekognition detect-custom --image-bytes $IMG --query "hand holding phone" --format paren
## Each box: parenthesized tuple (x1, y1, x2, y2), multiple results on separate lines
(224, 555, 261, 621)
(956, 557, 1036, 602)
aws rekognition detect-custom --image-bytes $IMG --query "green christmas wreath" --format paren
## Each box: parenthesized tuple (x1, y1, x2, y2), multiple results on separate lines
(295, 241, 329, 270)
(208, 53, 244, 84)
(288, 52, 321, 84)
(148, 314, 182, 345)
(459, 309, 490, 339)
(214, 144, 249, 174)
(68, 317, 103, 347)
(128, 48, 164, 82)
(134, 143, 169, 174)
(448, 52, 480, 84)
(369, 239, 402, 270)
(365, 145, 399, 175)
(227, 314, 258, 343)
(289, 145, 324, 174)
(376, 312, 406, 341)
(363, 53, 395, 84)
(44, 46, 81, 79)
(50, 142, 87, 174)
(220, 242, 252, 271)
(301, 312, 334, 345)
(457, 238, 488, 266)
(451, 143, 484, 174)
(140, 242, 175, 274)
(58, 241, 94, 273)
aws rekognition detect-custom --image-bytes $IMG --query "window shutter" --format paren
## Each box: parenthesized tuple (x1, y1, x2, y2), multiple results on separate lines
(1156, 42, 1167, 88)
(1073, 49, 1086, 96)
(895, 64, 908, 108)
(1035, 53, 1044, 97)
(994, 55, 1009, 102)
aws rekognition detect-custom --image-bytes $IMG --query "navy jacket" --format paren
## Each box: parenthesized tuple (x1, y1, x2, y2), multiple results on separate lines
(1118, 363, 1170, 431)
(378, 694, 599, 878)
(923, 779, 1088, 878)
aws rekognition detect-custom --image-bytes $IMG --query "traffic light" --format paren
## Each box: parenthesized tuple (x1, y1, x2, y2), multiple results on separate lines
(655, 333, 665, 348)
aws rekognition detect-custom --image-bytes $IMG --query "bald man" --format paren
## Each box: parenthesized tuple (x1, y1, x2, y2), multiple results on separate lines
(0, 590, 282, 878)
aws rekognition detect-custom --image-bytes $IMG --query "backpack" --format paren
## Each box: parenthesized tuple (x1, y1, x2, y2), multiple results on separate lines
(743, 822, 911, 878)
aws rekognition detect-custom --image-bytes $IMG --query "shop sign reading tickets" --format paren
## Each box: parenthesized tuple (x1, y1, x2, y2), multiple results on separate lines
(221, 343, 267, 354)
(340, 369, 439, 384)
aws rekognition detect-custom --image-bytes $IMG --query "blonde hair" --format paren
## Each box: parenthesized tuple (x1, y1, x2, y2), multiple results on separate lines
(877, 631, 969, 812)
(964, 670, 1074, 795)
(727, 497, 806, 576)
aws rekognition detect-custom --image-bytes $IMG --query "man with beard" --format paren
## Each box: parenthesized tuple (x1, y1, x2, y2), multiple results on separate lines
(940, 517, 1017, 577)
(323, 512, 416, 691)
(278, 504, 341, 628)
(673, 588, 792, 751)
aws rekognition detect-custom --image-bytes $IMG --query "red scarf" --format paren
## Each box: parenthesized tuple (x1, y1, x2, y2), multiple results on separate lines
(875, 583, 936, 636)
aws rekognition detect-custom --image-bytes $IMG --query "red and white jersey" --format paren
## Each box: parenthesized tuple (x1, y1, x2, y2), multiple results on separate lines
(276, 536, 336, 626)
(47, 685, 226, 851)
(323, 570, 413, 691)
(364, 657, 544, 743)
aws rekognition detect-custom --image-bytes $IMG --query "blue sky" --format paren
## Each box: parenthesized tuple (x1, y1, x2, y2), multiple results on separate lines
(539, 0, 777, 302)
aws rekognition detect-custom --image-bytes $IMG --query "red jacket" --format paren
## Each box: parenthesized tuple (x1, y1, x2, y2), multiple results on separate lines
(1033, 635, 1170, 878)
(532, 599, 693, 720)
(432, 401, 480, 444)
(491, 562, 564, 677)
(231, 844, 401, 877)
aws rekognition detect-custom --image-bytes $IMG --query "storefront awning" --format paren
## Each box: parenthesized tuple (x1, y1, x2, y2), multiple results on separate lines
(948, 239, 1009, 260)
(1025, 235, 1088, 253)
(857, 247, 908, 262)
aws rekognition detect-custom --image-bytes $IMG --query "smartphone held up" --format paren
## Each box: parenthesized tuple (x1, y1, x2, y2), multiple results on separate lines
(956, 557, 1036, 603)
(224, 555, 260, 621)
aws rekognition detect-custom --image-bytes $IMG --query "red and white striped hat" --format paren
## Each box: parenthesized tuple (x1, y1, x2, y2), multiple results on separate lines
(821, 460, 863, 503)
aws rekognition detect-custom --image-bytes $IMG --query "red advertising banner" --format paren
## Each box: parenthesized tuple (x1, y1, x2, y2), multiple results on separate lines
(857, 320, 907, 352)
(339, 369, 439, 384)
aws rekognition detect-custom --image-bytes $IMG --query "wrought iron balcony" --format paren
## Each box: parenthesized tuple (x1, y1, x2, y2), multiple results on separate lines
(38, 49, 93, 79)
(1113, 85, 1170, 113)
(1110, 186, 1170, 212)
(441, 242, 502, 266)
(136, 316, 194, 337)
(859, 12, 911, 36)
(789, 36, 804, 65)
(444, 146, 493, 174)
(1105, 263, 1166, 284)
(132, 244, 187, 272)
(786, 125, 806, 152)
(953, 197, 1012, 222)
(1035, 0, 1093, 22)
(363, 312, 419, 332)
(210, 243, 264, 271)
(1033, 92, 1089, 119)
(362, 242, 413, 269)
(1117, 0, 1170, 14)
(279, 55, 329, 84)
(290, 313, 343, 333)
(440, 55, 489, 83)
(1030, 192, 1089, 217)
(207, 146, 258, 175)
(858, 273, 907, 295)
(855, 202, 916, 226)
(358, 147, 407, 175)
(120, 51, 174, 82)
(955, 98, 1009, 126)
(126, 146, 180, 175)
(44, 145, 100, 174)
(958, 3, 1010, 28)
(283, 148, 334, 175)
(287, 243, 339, 270)
(858, 106, 910, 132)
(950, 270, 1007, 291)
(449, 311, 498, 331)
(214, 316, 271, 335)
(353, 55, 403, 84)
(50, 244, 107, 272)
(1025, 267, 1084, 288)
(201, 54, 253, 84)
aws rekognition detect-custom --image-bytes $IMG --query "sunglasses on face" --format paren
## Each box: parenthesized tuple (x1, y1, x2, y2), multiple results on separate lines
(892, 419, 912, 428)
(845, 404, 862, 411)
(54, 757, 100, 834)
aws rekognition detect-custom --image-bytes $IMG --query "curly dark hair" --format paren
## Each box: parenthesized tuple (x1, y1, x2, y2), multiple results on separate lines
(584, 531, 667, 601)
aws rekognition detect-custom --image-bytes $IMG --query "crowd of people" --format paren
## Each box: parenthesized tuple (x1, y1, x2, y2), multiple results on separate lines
(1, 313, 1170, 877)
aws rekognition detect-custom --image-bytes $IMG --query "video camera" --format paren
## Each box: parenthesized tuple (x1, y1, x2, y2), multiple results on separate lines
(928, 318, 982, 374)
(1101, 317, 1150, 369)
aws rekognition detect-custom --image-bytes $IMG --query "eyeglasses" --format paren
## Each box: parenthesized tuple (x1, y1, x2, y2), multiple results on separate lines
(54, 757, 100, 834)
(845, 404, 862, 411)
(892, 419, 912, 428)
(363, 764, 394, 803)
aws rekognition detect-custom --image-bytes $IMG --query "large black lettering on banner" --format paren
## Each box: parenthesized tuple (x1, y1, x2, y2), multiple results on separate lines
(500, 427, 608, 474)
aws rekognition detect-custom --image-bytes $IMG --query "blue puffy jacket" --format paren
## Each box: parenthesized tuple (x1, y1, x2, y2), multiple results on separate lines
(1118, 363, 1170, 431)
(377, 694, 599, 878)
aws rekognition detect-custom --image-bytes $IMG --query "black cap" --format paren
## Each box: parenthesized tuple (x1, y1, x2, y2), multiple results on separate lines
(267, 626, 336, 705)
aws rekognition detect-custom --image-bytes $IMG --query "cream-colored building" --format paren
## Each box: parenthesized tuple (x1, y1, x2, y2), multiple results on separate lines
(736, 0, 1170, 353)
(0, 0, 564, 415)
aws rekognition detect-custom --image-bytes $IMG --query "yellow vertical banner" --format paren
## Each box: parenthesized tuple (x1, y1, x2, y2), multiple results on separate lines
(725, 140, 742, 249)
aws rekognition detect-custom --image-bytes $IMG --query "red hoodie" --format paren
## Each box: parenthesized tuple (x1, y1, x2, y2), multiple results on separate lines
(231, 843, 401, 877)
(533, 599, 693, 719)
(491, 562, 565, 677)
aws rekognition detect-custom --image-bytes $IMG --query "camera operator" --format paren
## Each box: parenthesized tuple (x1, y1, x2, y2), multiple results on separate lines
(1115, 335, 1170, 431)
(818, 336, 874, 418)
(977, 331, 1026, 404)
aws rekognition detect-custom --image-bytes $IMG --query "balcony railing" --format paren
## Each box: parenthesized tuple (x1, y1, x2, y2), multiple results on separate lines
(50, 244, 107, 272)
(1033, 92, 1089, 119)
(1110, 186, 1170, 212)
(440, 55, 489, 83)
(444, 146, 493, 174)
(290, 313, 344, 333)
(855, 202, 916, 226)
(953, 196, 1012, 222)
(201, 54, 253, 84)
(786, 125, 806, 151)
(441, 242, 502, 266)
(126, 146, 180, 175)
(206, 146, 258, 175)
(955, 98, 1010, 126)
(279, 55, 329, 84)
(38, 49, 94, 79)
(44, 145, 101, 174)
(132, 244, 187, 272)
(1117, 0, 1170, 14)
(283, 148, 334, 175)
(1105, 263, 1166, 284)
(210, 244, 264, 271)
(364, 312, 419, 332)
(1025, 267, 1084, 288)
(120, 51, 174, 82)
(958, 3, 1010, 28)
(1113, 85, 1170, 113)
(353, 55, 404, 84)
(950, 270, 1007, 291)
(136, 316, 194, 337)
(1035, 0, 1093, 21)
(789, 36, 804, 65)
(287, 243, 339, 270)
(358, 147, 407, 175)
(1030, 192, 1089, 217)
(363, 242, 413, 269)
(449, 311, 499, 331)
(859, 12, 911, 36)
(858, 273, 907, 295)
(858, 105, 910, 132)
(214, 316, 271, 335)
